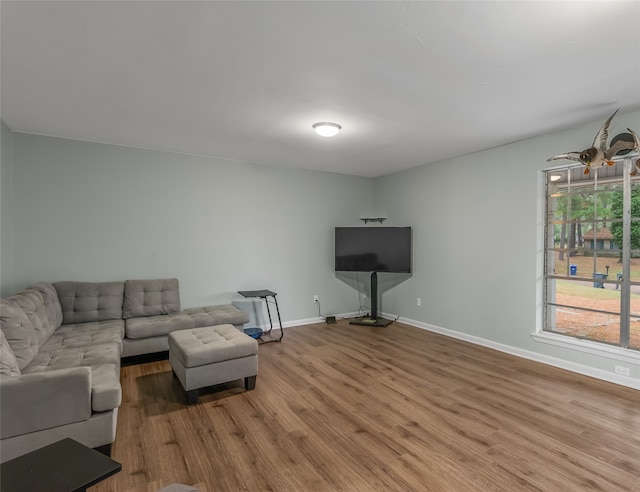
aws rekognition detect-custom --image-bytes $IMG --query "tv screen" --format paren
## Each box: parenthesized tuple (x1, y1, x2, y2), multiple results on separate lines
(335, 227, 412, 273)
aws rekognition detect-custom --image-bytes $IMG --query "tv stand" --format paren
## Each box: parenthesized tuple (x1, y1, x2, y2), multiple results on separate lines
(349, 271, 393, 327)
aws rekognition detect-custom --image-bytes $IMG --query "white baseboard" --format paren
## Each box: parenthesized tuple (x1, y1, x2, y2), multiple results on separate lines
(393, 315, 640, 390)
(255, 312, 361, 330)
(280, 312, 639, 390)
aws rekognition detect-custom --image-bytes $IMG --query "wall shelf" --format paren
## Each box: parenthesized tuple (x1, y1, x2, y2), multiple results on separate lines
(360, 217, 386, 224)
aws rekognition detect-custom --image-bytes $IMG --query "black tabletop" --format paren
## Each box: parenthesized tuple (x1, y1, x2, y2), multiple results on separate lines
(1, 438, 121, 492)
(238, 289, 277, 298)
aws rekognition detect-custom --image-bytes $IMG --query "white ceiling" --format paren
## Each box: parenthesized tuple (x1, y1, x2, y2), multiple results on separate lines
(2, 1, 640, 178)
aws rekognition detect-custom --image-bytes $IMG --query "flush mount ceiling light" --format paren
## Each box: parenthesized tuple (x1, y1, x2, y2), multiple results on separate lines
(312, 122, 342, 137)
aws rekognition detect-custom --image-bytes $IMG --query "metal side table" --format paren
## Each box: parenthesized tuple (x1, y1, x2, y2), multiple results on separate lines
(237, 289, 284, 343)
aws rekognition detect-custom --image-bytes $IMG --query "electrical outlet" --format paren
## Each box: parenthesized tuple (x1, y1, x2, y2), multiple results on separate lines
(614, 365, 630, 376)
(313, 295, 319, 303)
(417, 297, 422, 307)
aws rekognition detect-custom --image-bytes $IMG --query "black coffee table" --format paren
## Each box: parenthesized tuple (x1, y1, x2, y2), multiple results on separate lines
(1, 438, 122, 492)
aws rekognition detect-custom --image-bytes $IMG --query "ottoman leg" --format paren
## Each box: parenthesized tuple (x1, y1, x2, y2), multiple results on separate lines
(245, 375, 257, 390)
(186, 389, 199, 405)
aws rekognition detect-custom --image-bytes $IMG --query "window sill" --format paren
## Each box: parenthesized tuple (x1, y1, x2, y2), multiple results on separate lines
(531, 331, 640, 364)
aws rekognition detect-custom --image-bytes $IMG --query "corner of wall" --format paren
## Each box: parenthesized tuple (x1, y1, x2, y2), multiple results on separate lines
(1, 120, 14, 296)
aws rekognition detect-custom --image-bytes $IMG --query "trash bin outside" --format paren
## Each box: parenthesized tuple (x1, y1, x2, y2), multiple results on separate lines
(593, 273, 608, 288)
(616, 273, 623, 290)
(570, 264, 577, 276)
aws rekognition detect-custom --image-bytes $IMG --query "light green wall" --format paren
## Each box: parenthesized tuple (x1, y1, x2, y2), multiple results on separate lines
(1, 121, 13, 296)
(374, 110, 640, 380)
(5, 131, 374, 320)
(3, 112, 640, 383)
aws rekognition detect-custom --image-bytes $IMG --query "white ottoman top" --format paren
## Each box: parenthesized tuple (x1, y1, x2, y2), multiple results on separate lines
(168, 324, 258, 368)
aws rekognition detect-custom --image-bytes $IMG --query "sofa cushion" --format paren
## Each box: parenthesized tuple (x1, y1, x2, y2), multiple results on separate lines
(123, 278, 181, 319)
(30, 282, 64, 330)
(0, 329, 21, 376)
(124, 304, 249, 340)
(54, 281, 125, 324)
(0, 298, 39, 370)
(183, 304, 250, 328)
(24, 342, 122, 372)
(126, 313, 195, 340)
(46, 319, 125, 352)
(7, 288, 59, 349)
(23, 344, 122, 412)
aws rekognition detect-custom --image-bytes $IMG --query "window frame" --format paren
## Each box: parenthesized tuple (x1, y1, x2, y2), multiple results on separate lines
(540, 157, 640, 353)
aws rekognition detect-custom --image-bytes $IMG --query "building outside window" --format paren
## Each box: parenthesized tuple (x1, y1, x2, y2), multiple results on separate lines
(544, 157, 640, 351)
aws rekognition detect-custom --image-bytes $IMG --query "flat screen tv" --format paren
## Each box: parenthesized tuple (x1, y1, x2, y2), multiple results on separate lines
(335, 227, 412, 273)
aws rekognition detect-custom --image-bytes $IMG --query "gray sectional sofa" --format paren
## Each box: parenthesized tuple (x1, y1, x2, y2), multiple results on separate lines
(0, 278, 249, 463)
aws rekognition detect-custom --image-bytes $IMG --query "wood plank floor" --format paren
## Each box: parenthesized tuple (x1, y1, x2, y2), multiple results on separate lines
(92, 320, 640, 492)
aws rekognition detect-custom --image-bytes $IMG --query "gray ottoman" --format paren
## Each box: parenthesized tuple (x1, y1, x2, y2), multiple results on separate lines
(168, 324, 259, 404)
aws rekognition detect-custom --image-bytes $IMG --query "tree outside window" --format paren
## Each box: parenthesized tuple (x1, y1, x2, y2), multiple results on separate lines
(544, 159, 640, 350)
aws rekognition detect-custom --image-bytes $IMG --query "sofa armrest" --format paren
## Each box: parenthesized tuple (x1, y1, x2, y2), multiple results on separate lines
(0, 367, 92, 439)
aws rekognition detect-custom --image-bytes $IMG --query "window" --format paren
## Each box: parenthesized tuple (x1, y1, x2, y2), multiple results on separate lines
(544, 158, 640, 351)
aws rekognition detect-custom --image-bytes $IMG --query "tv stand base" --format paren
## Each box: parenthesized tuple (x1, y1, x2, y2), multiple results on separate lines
(349, 316, 393, 327)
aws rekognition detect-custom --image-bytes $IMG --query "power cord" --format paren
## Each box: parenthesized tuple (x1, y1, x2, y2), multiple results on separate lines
(316, 299, 341, 324)
(353, 272, 400, 322)
(355, 272, 370, 317)
(315, 298, 324, 318)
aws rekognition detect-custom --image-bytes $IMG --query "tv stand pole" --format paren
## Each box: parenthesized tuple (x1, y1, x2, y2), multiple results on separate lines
(350, 271, 393, 327)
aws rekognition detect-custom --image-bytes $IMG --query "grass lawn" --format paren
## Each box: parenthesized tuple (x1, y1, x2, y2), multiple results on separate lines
(553, 279, 640, 349)
(556, 279, 624, 299)
(556, 254, 640, 279)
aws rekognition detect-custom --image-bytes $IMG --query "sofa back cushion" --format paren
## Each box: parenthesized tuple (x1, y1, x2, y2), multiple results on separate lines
(123, 278, 181, 319)
(0, 298, 38, 370)
(54, 281, 125, 324)
(30, 282, 64, 331)
(0, 329, 21, 376)
(6, 287, 62, 349)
